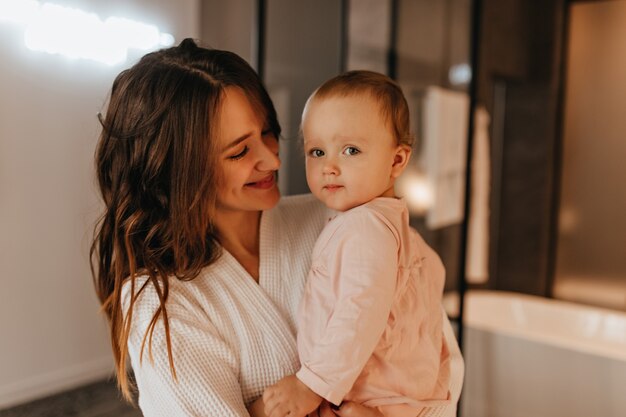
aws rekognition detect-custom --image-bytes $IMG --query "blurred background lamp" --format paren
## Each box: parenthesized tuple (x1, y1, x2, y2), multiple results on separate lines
(448, 63, 472, 86)
(1, 0, 175, 65)
(0, 0, 39, 24)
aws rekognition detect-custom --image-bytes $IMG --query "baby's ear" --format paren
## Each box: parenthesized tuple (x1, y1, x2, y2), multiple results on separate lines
(391, 145, 412, 178)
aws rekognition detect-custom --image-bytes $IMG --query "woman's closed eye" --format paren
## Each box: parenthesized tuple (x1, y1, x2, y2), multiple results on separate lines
(228, 146, 249, 160)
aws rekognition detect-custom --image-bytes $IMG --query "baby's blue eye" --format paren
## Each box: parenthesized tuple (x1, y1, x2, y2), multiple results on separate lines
(309, 149, 325, 158)
(343, 147, 360, 156)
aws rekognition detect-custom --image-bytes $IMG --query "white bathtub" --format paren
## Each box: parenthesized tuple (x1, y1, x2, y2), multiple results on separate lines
(461, 290, 626, 417)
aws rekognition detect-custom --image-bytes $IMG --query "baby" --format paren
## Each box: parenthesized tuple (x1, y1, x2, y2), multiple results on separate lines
(263, 71, 451, 417)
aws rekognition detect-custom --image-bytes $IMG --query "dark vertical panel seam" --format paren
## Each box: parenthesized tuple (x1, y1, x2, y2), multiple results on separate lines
(441, 0, 453, 87)
(339, 0, 349, 72)
(489, 79, 508, 291)
(387, 0, 399, 79)
(455, 0, 483, 410)
(546, 0, 569, 297)
(457, 0, 482, 358)
(255, 0, 267, 80)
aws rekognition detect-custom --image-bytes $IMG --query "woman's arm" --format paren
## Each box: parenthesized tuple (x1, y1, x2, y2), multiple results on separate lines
(254, 399, 385, 417)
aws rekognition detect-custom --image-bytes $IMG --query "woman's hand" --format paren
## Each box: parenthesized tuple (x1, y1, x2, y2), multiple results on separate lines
(317, 400, 385, 417)
(247, 396, 268, 417)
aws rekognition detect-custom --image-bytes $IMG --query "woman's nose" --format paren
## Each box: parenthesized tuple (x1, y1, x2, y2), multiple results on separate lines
(257, 136, 281, 171)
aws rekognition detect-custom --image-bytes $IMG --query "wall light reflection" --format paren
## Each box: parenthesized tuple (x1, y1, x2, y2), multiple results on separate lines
(0, 0, 175, 65)
(448, 63, 472, 86)
(397, 171, 433, 216)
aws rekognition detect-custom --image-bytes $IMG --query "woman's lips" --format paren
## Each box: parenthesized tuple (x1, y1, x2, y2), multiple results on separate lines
(246, 173, 276, 189)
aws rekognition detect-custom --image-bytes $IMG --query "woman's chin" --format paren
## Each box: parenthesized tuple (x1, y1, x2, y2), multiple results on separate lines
(259, 187, 281, 209)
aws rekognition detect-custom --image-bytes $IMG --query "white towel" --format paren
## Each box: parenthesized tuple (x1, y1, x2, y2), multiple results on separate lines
(466, 106, 491, 284)
(421, 86, 469, 229)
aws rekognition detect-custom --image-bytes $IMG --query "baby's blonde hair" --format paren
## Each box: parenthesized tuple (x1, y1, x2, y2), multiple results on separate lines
(307, 70, 414, 147)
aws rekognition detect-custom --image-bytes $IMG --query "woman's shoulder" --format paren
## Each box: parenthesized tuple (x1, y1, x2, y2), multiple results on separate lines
(270, 193, 333, 231)
(276, 193, 325, 214)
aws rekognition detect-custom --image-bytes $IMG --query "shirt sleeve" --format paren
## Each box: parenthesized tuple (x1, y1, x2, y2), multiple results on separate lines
(296, 209, 399, 405)
(127, 289, 250, 417)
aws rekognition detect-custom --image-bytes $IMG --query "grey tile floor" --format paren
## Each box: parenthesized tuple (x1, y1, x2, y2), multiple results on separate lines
(0, 379, 142, 417)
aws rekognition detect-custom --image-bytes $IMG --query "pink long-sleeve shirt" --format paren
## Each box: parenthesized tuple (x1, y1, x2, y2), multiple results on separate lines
(296, 197, 451, 417)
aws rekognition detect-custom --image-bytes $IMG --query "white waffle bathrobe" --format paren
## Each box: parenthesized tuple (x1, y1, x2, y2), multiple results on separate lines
(124, 194, 463, 417)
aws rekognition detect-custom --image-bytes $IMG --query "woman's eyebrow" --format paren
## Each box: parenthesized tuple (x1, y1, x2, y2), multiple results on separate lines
(222, 132, 252, 152)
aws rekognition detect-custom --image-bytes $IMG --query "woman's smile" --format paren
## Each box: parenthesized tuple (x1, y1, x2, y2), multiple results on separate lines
(246, 172, 277, 189)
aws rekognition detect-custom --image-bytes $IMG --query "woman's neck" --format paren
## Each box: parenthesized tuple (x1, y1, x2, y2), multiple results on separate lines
(213, 209, 262, 281)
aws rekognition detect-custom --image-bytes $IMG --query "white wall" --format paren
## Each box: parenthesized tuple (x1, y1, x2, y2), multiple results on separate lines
(0, 0, 199, 408)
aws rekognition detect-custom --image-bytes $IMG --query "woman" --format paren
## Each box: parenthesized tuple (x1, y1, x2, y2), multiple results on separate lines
(91, 38, 462, 417)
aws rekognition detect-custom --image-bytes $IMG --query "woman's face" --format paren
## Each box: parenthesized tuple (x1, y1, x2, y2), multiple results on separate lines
(215, 87, 281, 214)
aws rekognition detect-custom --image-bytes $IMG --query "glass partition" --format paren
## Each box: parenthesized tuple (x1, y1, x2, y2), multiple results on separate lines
(553, 0, 626, 311)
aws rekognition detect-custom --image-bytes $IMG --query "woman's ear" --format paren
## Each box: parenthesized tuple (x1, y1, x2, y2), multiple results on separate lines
(391, 145, 412, 179)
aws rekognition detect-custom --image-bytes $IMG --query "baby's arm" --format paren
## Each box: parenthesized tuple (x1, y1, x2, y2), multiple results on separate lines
(263, 375, 323, 417)
(297, 210, 399, 405)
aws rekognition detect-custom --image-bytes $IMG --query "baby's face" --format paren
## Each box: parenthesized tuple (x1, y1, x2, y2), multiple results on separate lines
(302, 94, 406, 212)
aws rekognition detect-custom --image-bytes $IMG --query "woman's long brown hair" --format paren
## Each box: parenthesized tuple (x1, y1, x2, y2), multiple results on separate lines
(90, 38, 280, 401)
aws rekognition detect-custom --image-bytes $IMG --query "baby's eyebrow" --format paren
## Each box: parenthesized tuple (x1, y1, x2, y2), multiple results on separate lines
(336, 134, 367, 143)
